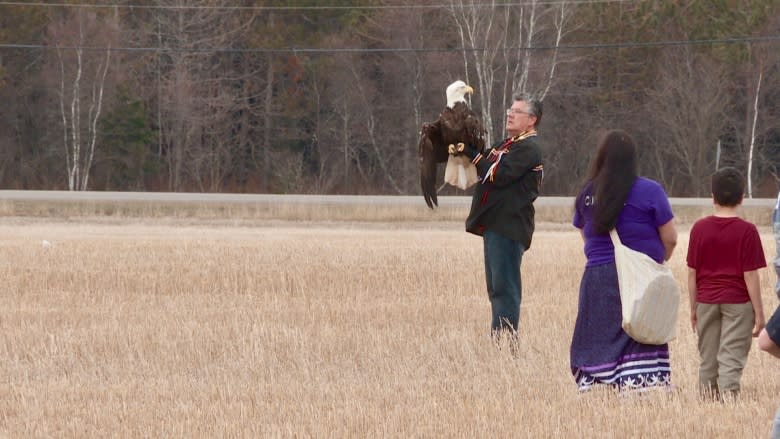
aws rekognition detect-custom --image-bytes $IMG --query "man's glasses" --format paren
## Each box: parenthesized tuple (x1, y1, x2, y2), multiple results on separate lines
(506, 108, 531, 115)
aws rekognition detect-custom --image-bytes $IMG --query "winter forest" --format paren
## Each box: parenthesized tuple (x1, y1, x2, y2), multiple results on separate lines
(1, 1, 779, 197)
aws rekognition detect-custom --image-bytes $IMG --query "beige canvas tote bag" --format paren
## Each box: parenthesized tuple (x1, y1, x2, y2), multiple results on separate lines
(609, 228, 679, 345)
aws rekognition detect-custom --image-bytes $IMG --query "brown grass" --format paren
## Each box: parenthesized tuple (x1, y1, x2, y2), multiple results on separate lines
(1, 215, 779, 437)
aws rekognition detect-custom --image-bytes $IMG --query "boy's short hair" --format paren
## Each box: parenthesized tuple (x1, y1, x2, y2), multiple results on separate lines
(712, 167, 744, 207)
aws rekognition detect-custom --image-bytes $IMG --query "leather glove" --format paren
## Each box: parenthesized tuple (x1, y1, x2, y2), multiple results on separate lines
(463, 143, 480, 161)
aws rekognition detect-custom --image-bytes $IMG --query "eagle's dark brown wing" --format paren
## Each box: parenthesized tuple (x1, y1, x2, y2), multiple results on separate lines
(464, 114, 486, 151)
(418, 119, 448, 208)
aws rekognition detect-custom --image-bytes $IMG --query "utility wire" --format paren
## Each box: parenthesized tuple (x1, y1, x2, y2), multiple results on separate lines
(1, 35, 779, 54)
(0, 0, 638, 11)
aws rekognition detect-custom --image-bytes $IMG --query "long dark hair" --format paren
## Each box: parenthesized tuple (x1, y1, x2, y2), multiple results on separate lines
(580, 130, 638, 234)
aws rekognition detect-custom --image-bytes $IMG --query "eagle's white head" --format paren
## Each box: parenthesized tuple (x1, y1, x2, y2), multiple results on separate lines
(446, 80, 474, 108)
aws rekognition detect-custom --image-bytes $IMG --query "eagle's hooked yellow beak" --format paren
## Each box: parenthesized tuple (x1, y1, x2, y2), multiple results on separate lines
(464, 85, 474, 94)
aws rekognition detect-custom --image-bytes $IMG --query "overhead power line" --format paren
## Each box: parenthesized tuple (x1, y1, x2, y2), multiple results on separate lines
(1, 35, 779, 54)
(0, 0, 637, 10)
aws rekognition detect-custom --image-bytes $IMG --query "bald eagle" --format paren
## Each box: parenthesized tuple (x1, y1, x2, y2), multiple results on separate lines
(418, 80, 486, 209)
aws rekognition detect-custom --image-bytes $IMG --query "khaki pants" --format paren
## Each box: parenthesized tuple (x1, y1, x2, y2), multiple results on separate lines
(696, 302, 755, 395)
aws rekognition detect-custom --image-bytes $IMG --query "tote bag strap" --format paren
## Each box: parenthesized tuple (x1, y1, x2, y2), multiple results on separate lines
(609, 228, 623, 249)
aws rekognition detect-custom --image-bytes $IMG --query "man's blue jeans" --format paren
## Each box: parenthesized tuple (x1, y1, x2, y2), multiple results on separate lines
(483, 230, 526, 332)
(773, 201, 780, 299)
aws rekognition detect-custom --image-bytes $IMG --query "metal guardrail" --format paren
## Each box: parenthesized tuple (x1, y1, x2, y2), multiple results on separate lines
(0, 190, 775, 207)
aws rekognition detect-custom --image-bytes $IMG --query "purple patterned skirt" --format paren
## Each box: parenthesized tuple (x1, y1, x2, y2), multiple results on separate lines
(570, 262, 671, 391)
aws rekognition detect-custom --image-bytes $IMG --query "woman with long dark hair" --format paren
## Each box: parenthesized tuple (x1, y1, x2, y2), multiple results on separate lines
(570, 129, 678, 392)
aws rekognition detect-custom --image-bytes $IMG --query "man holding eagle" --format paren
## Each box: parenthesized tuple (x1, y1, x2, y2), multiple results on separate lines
(418, 80, 544, 338)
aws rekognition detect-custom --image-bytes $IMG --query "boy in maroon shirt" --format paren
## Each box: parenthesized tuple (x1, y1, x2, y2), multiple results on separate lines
(687, 167, 766, 399)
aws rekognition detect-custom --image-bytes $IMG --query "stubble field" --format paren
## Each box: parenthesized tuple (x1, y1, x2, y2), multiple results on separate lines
(1, 211, 779, 437)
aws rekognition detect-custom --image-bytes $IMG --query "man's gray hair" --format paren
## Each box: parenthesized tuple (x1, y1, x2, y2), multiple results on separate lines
(513, 93, 543, 127)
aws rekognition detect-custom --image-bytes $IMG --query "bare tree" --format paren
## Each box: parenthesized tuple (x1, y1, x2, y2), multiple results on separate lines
(152, 0, 255, 191)
(747, 69, 762, 198)
(448, 0, 573, 144)
(738, 33, 780, 197)
(48, 11, 117, 191)
(372, 3, 446, 193)
(645, 50, 730, 196)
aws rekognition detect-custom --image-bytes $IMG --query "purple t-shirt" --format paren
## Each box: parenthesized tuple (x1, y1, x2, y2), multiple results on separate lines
(573, 177, 674, 266)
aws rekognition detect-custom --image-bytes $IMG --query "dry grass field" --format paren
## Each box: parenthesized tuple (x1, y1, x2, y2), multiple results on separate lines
(1, 205, 780, 437)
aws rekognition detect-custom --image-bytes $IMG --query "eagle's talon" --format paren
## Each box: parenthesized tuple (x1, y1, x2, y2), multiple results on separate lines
(457, 142, 465, 152)
(448, 144, 456, 154)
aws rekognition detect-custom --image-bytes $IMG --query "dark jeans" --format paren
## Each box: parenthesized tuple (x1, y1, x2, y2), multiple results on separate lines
(773, 202, 780, 299)
(483, 230, 526, 332)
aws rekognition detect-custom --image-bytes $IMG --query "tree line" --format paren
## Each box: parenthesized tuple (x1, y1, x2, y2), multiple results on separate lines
(1, 0, 779, 197)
